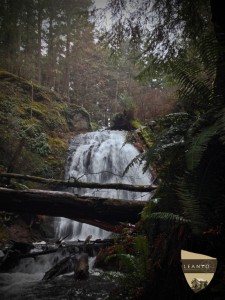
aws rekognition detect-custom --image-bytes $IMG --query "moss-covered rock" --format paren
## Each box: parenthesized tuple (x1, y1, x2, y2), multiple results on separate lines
(64, 104, 92, 133)
(110, 111, 137, 131)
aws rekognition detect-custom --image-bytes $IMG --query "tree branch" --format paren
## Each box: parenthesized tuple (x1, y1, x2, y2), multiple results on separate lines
(0, 172, 157, 193)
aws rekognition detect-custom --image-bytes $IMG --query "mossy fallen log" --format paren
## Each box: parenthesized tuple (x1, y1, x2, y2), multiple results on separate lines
(0, 187, 147, 230)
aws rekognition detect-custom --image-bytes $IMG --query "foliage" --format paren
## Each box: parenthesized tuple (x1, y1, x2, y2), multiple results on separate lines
(105, 233, 150, 300)
(112, 2, 225, 296)
(0, 1, 175, 127)
(118, 92, 136, 112)
(111, 111, 136, 130)
(29, 133, 51, 157)
(123, 112, 191, 179)
(130, 27, 225, 235)
(98, 0, 212, 61)
(0, 70, 88, 181)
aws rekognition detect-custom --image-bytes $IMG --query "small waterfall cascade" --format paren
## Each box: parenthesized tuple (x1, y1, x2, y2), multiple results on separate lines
(55, 130, 153, 241)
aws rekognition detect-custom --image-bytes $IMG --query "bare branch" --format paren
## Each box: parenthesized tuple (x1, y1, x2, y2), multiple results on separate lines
(0, 172, 157, 193)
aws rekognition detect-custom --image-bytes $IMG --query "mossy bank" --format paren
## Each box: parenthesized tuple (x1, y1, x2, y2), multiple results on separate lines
(0, 70, 91, 184)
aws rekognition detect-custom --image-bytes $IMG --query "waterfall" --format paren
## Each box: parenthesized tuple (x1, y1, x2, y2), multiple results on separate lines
(55, 130, 152, 241)
(0, 130, 153, 299)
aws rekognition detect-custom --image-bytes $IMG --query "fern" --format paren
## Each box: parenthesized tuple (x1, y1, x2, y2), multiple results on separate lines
(185, 124, 218, 171)
(142, 113, 190, 173)
(105, 253, 136, 272)
(177, 173, 208, 233)
(169, 33, 217, 113)
(122, 153, 143, 176)
(215, 107, 225, 144)
(107, 237, 149, 278)
(143, 211, 190, 224)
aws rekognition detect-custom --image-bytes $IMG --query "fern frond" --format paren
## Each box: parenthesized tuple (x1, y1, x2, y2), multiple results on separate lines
(177, 174, 207, 233)
(172, 62, 212, 112)
(105, 253, 136, 272)
(133, 235, 149, 260)
(215, 108, 225, 145)
(198, 34, 218, 80)
(142, 135, 185, 173)
(169, 34, 217, 113)
(123, 153, 143, 176)
(185, 124, 218, 171)
(143, 211, 189, 224)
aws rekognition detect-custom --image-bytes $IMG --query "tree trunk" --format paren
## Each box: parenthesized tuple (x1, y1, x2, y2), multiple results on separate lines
(46, 0, 57, 89)
(63, 19, 71, 99)
(37, 0, 42, 84)
(74, 253, 89, 280)
(0, 187, 147, 230)
(43, 256, 74, 280)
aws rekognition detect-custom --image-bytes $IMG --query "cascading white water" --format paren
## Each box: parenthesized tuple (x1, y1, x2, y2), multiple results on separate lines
(55, 130, 152, 241)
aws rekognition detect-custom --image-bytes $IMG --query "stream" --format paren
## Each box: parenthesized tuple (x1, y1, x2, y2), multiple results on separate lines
(0, 130, 152, 299)
(0, 252, 116, 300)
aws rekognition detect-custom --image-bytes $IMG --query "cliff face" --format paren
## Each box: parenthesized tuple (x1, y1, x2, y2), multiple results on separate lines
(0, 70, 91, 181)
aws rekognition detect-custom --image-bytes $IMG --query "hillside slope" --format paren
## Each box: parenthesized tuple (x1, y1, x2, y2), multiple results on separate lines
(0, 70, 91, 182)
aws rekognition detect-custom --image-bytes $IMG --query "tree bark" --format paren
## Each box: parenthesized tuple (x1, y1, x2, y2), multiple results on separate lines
(0, 187, 147, 229)
(43, 256, 74, 280)
(74, 253, 89, 280)
(37, 0, 42, 84)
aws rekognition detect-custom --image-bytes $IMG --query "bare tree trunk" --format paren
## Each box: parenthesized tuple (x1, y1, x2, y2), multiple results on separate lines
(37, 0, 42, 84)
(63, 20, 71, 100)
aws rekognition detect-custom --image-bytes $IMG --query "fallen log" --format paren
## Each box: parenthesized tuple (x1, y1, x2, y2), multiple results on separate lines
(0, 172, 157, 193)
(43, 253, 90, 281)
(0, 187, 147, 231)
(0, 246, 61, 271)
(43, 256, 75, 280)
(0, 239, 114, 272)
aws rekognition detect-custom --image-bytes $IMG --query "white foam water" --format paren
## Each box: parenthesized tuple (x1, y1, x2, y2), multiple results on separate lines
(55, 130, 152, 241)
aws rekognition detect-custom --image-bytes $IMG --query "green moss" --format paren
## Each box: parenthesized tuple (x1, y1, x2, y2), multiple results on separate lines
(140, 128, 153, 147)
(48, 137, 68, 153)
(0, 70, 91, 183)
(20, 118, 42, 132)
(30, 102, 48, 119)
(0, 225, 9, 242)
(112, 112, 123, 121)
(0, 72, 62, 181)
(130, 119, 142, 129)
(72, 104, 91, 121)
(90, 122, 99, 131)
(65, 104, 91, 130)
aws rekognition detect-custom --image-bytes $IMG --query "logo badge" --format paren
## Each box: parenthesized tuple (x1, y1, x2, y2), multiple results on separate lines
(181, 249, 217, 293)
